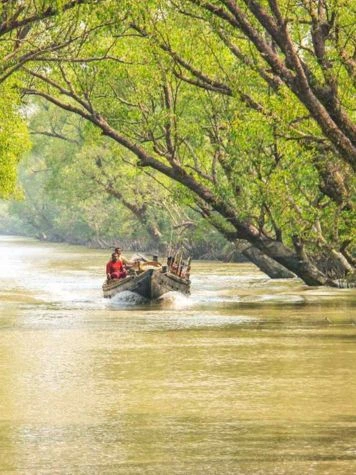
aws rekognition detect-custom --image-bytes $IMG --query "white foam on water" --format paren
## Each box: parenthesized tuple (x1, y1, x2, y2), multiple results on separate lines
(109, 290, 148, 307)
(157, 291, 242, 309)
(158, 291, 192, 307)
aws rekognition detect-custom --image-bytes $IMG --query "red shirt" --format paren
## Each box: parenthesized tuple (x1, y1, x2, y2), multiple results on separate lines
(106, 259, 123, 275)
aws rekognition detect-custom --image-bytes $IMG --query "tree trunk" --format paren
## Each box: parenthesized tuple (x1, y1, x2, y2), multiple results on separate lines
(241, 244, 295, 279)
(248, 233, 338, 286)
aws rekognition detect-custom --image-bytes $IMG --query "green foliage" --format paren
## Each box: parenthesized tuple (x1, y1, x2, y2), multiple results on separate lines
(2, 102, 227, 257)
(0, 82, 31, 199)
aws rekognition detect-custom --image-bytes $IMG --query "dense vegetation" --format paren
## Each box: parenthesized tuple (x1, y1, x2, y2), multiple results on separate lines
(0, 101, 236, 259)
(0, 0, 354, 286)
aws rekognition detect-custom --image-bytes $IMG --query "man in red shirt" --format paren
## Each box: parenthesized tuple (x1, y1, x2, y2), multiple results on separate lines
(106, 252, 127, 280)
(114, 247, 133, 268)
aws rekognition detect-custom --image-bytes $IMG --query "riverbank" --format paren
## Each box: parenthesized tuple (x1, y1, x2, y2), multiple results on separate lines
(0, 228, 247, 262)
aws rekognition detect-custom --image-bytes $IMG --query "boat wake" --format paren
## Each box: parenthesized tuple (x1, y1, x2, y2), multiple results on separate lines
(109, 290, 148, 307)
(107, 290, 192, 309)
(157, 291, 192, 307)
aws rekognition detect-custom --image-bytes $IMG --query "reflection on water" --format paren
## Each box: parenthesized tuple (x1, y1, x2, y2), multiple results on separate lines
(0, 236, 355, 474)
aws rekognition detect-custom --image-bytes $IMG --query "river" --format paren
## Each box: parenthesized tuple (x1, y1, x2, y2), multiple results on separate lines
(0, 235, 355, 474)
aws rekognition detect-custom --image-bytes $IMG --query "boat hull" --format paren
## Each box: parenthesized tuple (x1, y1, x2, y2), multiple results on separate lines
(102, 269, 190, 300)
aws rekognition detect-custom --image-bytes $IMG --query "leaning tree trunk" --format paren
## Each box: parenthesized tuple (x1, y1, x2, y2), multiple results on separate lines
(240, 243, 296, 279)
(247, 233, 338, 286)
(197, 203, 295, 279)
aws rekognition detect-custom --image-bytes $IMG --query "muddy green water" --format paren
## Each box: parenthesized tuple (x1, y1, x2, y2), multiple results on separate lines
(0, 236, 355, 474)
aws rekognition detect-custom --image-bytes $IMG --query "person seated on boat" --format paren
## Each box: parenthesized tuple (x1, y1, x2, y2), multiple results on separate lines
(114, 247, 134, 269)
(106, 252, 127, 280)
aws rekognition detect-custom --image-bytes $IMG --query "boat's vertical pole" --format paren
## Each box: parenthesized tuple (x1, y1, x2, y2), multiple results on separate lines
(185, 257, 191, 280)
(176, 253, 182, 276)
(171, 253, 177, 274)
(178, 261, 184, 277)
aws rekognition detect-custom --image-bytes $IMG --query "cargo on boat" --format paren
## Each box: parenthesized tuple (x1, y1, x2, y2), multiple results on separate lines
(102, 259, 191, 300)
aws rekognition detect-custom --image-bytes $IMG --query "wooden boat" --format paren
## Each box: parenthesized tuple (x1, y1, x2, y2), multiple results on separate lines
(102, 261, 190, 300)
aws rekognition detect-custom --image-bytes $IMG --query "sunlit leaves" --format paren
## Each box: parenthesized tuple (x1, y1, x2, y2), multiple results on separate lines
(0, 83, 30, 199)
